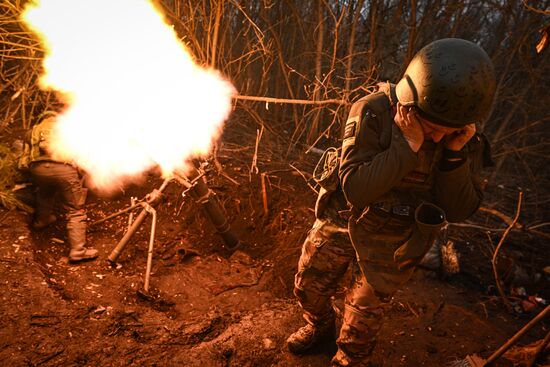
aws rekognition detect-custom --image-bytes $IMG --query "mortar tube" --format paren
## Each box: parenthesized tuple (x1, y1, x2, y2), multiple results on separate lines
(185, 168, 241, 250)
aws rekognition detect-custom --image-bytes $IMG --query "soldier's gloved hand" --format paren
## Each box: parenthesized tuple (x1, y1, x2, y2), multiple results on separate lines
(444, 123, 476, 152)
(395, 103, 424, 153)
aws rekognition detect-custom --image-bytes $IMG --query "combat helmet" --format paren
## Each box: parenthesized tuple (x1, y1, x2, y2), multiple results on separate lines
(396, 38, 496, 128)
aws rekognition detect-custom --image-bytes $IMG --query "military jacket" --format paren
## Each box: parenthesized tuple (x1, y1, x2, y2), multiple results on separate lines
(332, 83, 488, 223)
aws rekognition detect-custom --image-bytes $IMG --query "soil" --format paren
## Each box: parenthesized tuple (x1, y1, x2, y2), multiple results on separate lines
(0, 119, 548, 367)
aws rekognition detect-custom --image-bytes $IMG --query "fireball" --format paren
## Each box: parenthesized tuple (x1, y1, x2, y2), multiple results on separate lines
(21, 0, 235, 191)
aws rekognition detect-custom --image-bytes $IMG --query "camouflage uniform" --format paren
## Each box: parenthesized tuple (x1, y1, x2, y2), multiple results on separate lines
(293, 83, 490, 366)
(19, 114, 96, 261)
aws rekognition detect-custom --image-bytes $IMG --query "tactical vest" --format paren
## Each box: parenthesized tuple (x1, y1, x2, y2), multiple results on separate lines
(314, 84, 438, 219)
(346, 84, 440, 208)
(314, 83, 489, 220)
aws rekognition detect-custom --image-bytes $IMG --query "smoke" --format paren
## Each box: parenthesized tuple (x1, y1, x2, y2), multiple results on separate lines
(22, 0, 235, 192)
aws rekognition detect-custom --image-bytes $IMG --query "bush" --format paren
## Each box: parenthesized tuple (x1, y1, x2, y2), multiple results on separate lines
(0, 143, 33, 213)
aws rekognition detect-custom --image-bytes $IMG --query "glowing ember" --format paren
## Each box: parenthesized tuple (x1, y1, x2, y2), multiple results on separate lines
(21, 0, 235, 191)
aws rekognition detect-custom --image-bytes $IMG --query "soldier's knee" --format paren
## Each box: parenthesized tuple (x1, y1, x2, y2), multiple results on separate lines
(294, 285, 332, 311)
(347, 281, 378, 308)
(341, 305, 383, 348)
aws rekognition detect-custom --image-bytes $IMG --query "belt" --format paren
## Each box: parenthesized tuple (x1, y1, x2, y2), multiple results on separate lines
(372, 202, 413, 218)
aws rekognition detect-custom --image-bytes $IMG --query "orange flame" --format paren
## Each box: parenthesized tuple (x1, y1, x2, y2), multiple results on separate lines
(22, 0, 235, 192)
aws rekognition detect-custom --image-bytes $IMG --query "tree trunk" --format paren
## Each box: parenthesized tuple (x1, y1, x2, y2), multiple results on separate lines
(307, 0, 325, 143)
(405, 0, 417, 66)
(345, 0, 365, 93)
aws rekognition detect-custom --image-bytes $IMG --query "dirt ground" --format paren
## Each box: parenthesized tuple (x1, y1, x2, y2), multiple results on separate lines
(0, 120, 548, 367)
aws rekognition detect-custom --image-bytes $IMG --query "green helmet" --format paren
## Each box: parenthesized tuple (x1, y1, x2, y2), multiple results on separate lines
(396, 38, 496, 128)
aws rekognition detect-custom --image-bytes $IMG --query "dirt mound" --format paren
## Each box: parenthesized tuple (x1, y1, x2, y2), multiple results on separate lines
(0, 123, 548, 366)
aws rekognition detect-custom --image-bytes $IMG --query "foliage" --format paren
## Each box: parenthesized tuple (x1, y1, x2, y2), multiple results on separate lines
(1, 0, 549, 223)
(0, 143, 33, 212)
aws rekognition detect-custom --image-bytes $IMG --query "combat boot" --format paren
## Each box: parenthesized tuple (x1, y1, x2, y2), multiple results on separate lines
(69, 247, 99, 263)
(286, 322, 336, 354)
(66, 214, 96, 263)
(331, 349, 358, 367)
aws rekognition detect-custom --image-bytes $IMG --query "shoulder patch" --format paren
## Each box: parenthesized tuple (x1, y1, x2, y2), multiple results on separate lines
(343, 119, 357, 140)
(342, 115, 359, 147)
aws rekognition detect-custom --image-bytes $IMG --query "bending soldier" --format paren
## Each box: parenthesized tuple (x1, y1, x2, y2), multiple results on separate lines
(287, 38, 496, 366)
(19, 111, 98, 263)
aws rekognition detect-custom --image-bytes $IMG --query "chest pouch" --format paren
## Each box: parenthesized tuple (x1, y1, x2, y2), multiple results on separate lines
(393, 202, 447, 271)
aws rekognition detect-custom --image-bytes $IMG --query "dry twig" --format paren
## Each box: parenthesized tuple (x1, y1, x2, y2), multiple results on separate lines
(492, 191, 523, 312)
(249, 125, 263, 177)
(289, 163, 318, 195)
(479, 206, 523, 229)
(260, 172, 269, 217)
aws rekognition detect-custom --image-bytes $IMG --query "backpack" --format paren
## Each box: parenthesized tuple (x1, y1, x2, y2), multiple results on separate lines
(18, 116, 56, 170)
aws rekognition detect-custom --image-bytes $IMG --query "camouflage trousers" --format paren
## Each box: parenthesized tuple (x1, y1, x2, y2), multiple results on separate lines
(294, 217, 417, 366)
(30, 161, 87, 251)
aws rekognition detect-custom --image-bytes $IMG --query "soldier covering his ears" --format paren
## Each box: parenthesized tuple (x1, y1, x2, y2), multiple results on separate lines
(286, 38, 496, 366)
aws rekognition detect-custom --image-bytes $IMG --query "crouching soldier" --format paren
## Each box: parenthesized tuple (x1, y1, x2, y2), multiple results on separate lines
(19, 111, 98, 263)
(286, 38, 496, 366)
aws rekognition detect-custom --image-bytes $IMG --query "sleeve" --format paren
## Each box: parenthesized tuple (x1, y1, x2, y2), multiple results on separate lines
(433, 134, 487, 222)
(338, 108, 418, 211)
